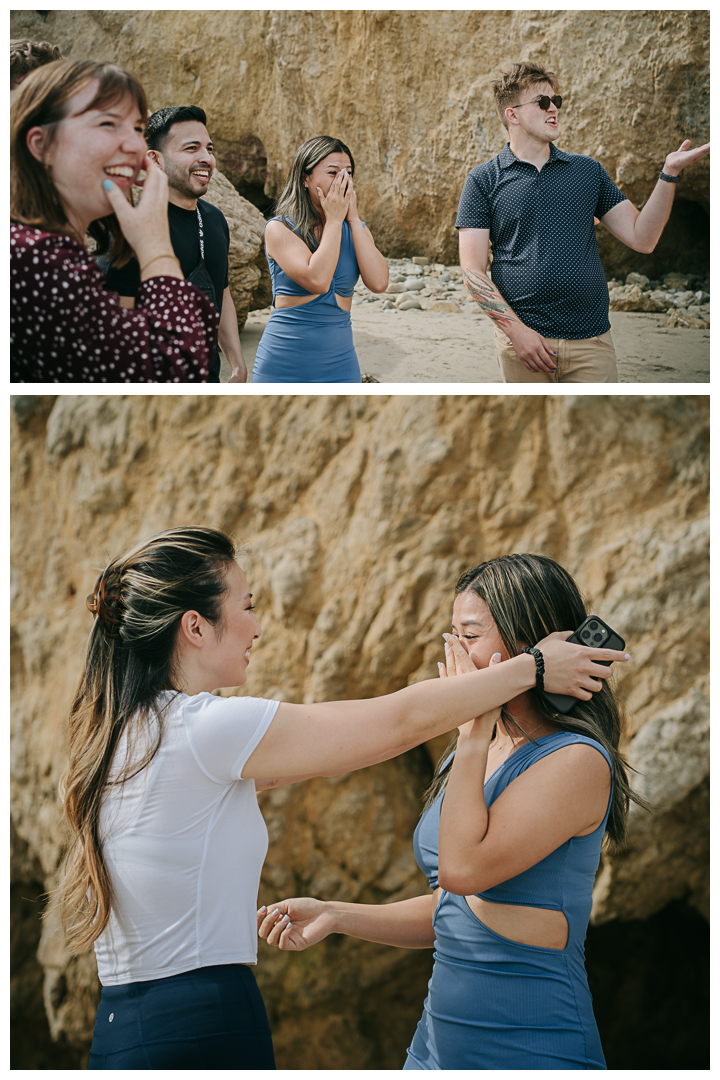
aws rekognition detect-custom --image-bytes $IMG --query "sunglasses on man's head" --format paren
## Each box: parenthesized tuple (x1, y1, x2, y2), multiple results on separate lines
(513, 95, 563, 112)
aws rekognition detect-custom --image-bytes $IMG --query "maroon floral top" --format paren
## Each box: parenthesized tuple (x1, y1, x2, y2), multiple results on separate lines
(10, 223, 219, 382)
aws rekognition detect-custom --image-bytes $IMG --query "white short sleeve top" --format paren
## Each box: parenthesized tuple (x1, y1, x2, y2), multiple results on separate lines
(94, 691, 279, 985)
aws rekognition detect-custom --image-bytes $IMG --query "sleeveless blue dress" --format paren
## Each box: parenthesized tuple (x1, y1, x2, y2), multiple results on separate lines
(405, 732, 612, 1070)
(251, 217, 362, 383)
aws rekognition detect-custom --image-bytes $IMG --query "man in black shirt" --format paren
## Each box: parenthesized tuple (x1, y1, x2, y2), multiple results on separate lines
(104, 105, 247, 382)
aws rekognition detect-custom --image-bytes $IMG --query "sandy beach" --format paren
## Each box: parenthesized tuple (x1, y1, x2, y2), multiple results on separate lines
(224, 306, 709, 384)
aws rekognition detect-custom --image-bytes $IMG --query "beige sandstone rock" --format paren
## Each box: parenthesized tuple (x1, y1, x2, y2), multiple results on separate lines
(10, 395, 708, 1066)
(609, 284, 668, 313)
(626, 273, 650, 288)
(203, 170, 272, 325)
(427, 300, 463, 314)
(666, 311, 710, 329)
(10, 10, 709, 277)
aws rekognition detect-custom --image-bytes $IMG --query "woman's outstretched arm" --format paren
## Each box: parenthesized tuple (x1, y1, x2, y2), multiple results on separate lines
(242, 633, 628, 781)
(257, 893, 438, 952)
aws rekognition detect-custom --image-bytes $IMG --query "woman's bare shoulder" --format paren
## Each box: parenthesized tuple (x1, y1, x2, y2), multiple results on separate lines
(535, 740, 611, 782)
(265, 217, 306, 253)
(265, 217, 298, 237)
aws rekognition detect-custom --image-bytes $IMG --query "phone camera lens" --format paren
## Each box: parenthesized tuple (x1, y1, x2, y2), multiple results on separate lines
(589, 621, 598, 631)
(582, 630, 591, 639)
(593, 633, 603, 642)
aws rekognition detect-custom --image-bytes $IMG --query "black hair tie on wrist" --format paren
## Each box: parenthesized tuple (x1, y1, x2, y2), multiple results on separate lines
(522, 646, 545, 692)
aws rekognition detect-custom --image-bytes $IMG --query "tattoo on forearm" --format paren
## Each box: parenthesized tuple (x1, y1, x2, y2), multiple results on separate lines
(462, 268, 517, 330)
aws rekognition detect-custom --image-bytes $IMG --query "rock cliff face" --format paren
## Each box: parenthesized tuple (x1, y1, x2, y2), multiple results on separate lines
(203, 170, 272, 325)
(10, 395, 708, 1067)
(10, 10, 709, 277)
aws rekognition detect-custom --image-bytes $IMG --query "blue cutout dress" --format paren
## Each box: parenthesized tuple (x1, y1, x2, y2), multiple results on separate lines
(405, 731, 612, 1070)
(251, 217, 362, 383)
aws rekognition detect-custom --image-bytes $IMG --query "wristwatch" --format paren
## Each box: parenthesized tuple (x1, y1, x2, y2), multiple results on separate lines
(658, 171, 680, 183)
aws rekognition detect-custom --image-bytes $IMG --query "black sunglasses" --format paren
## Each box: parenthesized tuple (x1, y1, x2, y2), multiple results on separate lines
(513, 95, 563, 112)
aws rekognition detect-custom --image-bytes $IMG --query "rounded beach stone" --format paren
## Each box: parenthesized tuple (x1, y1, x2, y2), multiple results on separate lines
(427, 300, 462, 313)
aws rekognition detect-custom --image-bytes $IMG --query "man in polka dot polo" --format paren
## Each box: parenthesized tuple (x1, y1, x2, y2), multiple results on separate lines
(456, 61, 710, 382)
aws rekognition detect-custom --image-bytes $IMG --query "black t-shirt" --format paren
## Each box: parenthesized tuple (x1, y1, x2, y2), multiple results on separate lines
(104, 199, 230, 314)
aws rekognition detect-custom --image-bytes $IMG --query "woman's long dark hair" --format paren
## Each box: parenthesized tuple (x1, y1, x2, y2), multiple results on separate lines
(56, 527, 237, 953)
(11, 58, 148, 265)
(273, 135, 355, 252)
(423, 554, 650, 848)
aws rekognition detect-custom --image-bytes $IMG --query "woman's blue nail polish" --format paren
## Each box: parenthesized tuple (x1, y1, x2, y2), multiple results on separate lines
(103, 179, 114, 191)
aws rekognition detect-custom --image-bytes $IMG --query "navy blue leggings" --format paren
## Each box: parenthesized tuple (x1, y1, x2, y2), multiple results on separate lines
(89, 964, 275, 1070)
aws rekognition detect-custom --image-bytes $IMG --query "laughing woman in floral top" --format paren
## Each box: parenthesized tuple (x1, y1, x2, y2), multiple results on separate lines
(10, 58, 218, 383)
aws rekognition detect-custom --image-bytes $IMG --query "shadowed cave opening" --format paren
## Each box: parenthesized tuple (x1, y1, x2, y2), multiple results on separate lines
(585, 899, 709, 1069)
(597, 197, 710, 282)
(10, 823, 86, 1069)
(214, 134, 275, 218)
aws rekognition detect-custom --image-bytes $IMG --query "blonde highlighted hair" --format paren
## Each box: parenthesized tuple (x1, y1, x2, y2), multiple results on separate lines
(56, 527, 237, 953)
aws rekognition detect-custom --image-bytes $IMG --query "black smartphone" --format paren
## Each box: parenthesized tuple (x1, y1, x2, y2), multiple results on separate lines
(540, 616, 625, 714)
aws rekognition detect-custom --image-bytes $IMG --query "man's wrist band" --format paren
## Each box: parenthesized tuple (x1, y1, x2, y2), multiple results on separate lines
(658, 171, 680, 183)
(140, 252, 181, 274)
(522, 646, 545, 691)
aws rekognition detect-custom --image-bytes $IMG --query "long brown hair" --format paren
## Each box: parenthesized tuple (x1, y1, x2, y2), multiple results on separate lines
(10, 58, 148, 266)
(273, 135, 355, 252)
(57, 527, 237, 953)
(423, 554, 651, 848)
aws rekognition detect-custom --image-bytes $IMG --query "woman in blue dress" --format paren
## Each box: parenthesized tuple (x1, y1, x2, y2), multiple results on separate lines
(258, 554, 648, 1070)
(252, 136, 389, 383)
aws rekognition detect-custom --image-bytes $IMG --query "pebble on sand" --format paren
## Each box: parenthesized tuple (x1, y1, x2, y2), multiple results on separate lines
(427, 300, 463, 313)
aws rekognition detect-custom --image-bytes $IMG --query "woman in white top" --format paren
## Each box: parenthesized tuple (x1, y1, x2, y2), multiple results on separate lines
(57, 527, 627, 1069)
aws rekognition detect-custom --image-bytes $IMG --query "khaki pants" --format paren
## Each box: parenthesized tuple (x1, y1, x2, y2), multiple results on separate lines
(494, 327, 618, 383)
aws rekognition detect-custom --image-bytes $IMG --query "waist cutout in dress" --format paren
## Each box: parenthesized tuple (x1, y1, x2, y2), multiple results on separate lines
(266, 217, 360, 303)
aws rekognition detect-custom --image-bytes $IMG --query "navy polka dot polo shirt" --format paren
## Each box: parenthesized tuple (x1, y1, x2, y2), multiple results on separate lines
(455, 143, 627, 340)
